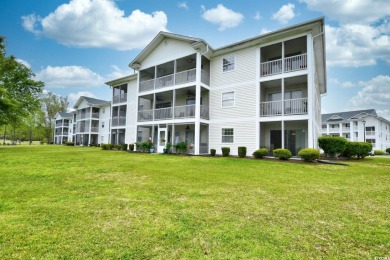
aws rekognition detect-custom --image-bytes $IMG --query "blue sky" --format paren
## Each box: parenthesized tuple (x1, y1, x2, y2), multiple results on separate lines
(1, 0, 389, 119)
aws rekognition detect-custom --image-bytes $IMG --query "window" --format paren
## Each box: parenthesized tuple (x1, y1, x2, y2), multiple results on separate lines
(222, 92, 234, 107)
(223, 55, 235, 72)
(222, 128, 234, 143)
(102, 121, 105, 128)
(103, 108, 105, 114)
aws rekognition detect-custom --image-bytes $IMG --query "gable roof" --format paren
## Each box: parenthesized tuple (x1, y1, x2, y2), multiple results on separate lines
(322, 109, 377, 123)
(105, 73, 137, 86)
(73, 96, 110, 109)
(54, 112, 73, 120)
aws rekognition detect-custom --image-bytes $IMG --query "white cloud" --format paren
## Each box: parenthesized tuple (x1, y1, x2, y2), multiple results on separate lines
(36, 65, 105, 88)
(21, 0, 168, 51)
(272, 3, 295, 24)
(254, 11, 262, 21)
(106, 65, 132, 81)
(68, 91, 97, 109)
(349, 75, 390, 113)
(16, 58, 31, 68)
(260, 28, 272, 35)
(326, 24, 390, 67)
(300, 0, 390, 25)
(201, 4, 244, 31)
(178, 2, 188, 10)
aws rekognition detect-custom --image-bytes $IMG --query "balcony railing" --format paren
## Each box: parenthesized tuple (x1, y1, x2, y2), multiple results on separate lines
(154, 107, 173, 120)
(201, 70, 210, 85)
(156, 74, 174, 89)
(112, 117, 126, 127)
(91, 127, 99, 132)
(366, 131, 375, 136)
(139, 69, 198, 93)
(92, 112, 99, 119)
(261, 53, 307, 77)
(113, 94, 127, 104)
(260, 98, 307, 117)
(137, 104, 209, 122)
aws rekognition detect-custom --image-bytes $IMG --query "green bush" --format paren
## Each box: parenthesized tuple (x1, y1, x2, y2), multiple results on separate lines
(175, 141, 188, 154)
(252, 148, 268, 159)
(298, 148, 320, 162)
(273, 148, 292, 160)
(374, 150, 385, 155)
(121, 143, 128, 151)
(129, 143, 134, 151)
(107, 144, 114, 150)
(342, 142, 372, 159)
(318, 136, 348, 157)
(386, 148, 390, 154)
(238, 147, 247, 158)
(64, 142, 74, 146)
(221, 147, 230, 157)
(101, 144, 108, 150)
(210, 149, 216, 156)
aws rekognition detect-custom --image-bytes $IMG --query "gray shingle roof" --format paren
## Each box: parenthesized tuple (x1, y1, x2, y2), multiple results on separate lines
(322, 109, 377, 123)
(82, 96, 109, 106)
(58, 112, 73, 118)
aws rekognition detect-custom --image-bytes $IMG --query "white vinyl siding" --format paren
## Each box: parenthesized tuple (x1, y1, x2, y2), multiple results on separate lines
(222, 128, 234, 143)
(223, 55, 235, 72)
(222, 92, 234, 108)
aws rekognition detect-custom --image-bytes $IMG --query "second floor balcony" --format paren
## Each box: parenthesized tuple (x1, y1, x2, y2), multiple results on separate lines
(260, 98, 308, 117)
(138, 105, 209, 122)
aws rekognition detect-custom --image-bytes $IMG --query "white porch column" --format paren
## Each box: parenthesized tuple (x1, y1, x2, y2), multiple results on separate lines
(339, 122, 343, 137)
(281, 121, 285, 149)
(256, 47, 261, 149)
(350, 121, 354, 141)
(307, 33, 314, 148)
(88, 108, 92, 145)
(194, 52, 202, 155)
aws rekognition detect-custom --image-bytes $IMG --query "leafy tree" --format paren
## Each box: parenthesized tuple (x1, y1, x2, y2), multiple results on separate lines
(0, 37, 44, 127)
(40, 92, 69, 144)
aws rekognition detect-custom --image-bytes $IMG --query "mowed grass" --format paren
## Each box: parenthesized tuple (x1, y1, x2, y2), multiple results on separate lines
(0, 146, 389, 258)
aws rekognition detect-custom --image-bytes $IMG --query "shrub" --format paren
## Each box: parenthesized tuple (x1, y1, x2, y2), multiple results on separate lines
(64, 142, 74, 146)
(238, 147, 247, 158)
(107, 144, 114, 150)
(374, 150, 385, 155)
(298, 148, 320, 162)
(121, 143, 128, 151)
(129, 143, 134, 151)
(252, 148, 268, 159)
(101, 144, 108, 150)
(318, 136, 348, 157)
(342, 142, 372, 159)
(175, 141, 188, 154)
(166, 143, 172, 153)
(273, 148, 292, 160)
(221, 147, 230, 157)
(386, 148, 390, 154)
(210, 149, 216, 156)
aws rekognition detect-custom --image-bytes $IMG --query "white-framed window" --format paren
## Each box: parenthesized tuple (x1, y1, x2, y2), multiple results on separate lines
(102, 121, 105, 128)
(222, 92, 235, 108)
(101, 136, 104, 142)
(222, 55, 235, 72)
(103, 108, 105, 114)
(222, 128, 234, 143)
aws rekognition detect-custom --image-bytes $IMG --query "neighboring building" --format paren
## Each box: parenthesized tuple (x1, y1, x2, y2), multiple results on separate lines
(105, 17, 326, 155)
(72, 96, 111, 146)
(322, 109, 390, 151)
(54, 112, 73, 144)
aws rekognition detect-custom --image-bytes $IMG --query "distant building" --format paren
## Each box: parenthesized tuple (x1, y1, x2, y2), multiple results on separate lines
(321, 109, 390, 151)
(54, 112, 73, 144)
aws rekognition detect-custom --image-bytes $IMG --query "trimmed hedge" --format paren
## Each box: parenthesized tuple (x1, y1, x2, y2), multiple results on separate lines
(121, 143, 128, 151)
(210, 149, 216, 156)
(374, 150, 385, 155)
(273, 148, 292, 160)
(221, 147, 230, 157)
(238, 147, 247, 158)
(252, 148, 268, 159)
(318, 136, 348, 157)
(298, 148, 320, 162)
(341, 142, 372, 159)
(64, 142, 74, 146)
(386, 148, 390, 154)
(129, 143, 134, 151)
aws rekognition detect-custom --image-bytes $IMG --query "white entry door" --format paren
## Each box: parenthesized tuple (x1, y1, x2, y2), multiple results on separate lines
(157, 128, 167, 153)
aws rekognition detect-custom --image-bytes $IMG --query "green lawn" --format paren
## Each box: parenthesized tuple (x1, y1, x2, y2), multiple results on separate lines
(0, 146, 389, 258)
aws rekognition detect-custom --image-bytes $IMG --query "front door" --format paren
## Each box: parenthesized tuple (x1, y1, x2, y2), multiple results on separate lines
(158, 128, 167, 153)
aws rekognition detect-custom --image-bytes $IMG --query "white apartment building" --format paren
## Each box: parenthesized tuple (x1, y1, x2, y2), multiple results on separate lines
(106, 17, 326, 156)
(54, 112, 73, 144)
(71, 96, 111, 146)
(322, 109, 390, 151)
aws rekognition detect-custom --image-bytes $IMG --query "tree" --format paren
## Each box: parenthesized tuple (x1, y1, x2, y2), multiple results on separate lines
(40, 92, 69, 144)
(0, 37, 44, 127)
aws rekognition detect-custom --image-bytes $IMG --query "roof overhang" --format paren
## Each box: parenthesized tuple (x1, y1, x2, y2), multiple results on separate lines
(105, 73, 137, 86)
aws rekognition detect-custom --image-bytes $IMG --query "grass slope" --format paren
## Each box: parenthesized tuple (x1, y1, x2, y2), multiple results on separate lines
(0, 146, 389, 258)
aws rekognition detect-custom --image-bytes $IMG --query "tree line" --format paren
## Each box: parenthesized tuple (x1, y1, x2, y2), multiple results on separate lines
(1, 37, 68, 144)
